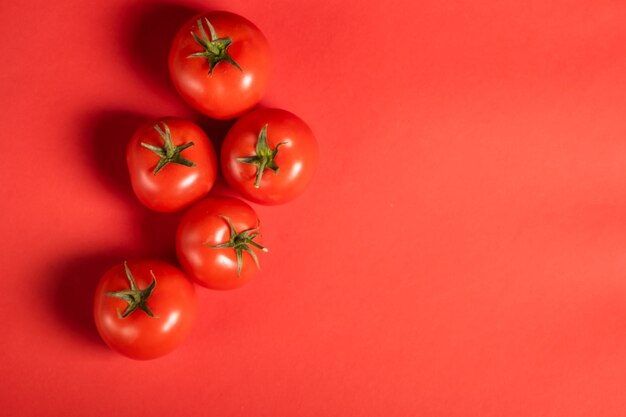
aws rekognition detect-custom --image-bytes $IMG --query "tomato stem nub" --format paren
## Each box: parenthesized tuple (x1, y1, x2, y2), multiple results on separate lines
(141, 122, 196, 175)
(237, 124, 286, 188)
(187, 18, 242, 75)
(205, 215, 268, 277)
(105, 262, 159, 319)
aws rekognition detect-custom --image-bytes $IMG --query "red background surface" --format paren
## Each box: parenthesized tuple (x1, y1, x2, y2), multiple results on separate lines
(2, 0, 626, 415)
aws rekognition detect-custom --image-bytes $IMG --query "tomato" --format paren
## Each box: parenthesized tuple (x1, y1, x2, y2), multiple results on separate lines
(127, 117, 217, 212)
(221, 108, 318, 205)
(93, 260, 197, 360)
(176, 196, 267, 290)
(168, 11, 272, 120)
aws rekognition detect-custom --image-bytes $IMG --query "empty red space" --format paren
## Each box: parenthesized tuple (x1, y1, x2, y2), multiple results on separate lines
(1, 0, 626, 415)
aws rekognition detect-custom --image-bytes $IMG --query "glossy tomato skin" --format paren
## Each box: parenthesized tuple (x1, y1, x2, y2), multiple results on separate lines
(168, 11, 272, 120)
(93, 259, 197, 360)
(176, 196, 265, 290)
(127, 117, 217, 212)
(221, 108, 318, 205)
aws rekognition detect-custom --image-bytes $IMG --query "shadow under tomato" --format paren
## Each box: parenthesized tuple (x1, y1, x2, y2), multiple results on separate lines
(50, 251, 132, 350)
(119, 1, 200, 99)
(194, 117, 238, 198)
(198, 117, 236, 145)
(82, 109, 150, 203)
(136, 185, 239, 260)
(139, 210, 184, 263)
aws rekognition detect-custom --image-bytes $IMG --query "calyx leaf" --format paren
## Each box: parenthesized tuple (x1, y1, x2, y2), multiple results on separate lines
(187, 18, 242, 74)
(105, 262, 159, 319)
(205, 215, 268, 276)
(237, 124, 287, 188)
(141, 121, 196, 175)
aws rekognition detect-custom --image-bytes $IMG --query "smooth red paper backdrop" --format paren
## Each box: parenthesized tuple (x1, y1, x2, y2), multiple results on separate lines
(2, 0, 626, 415)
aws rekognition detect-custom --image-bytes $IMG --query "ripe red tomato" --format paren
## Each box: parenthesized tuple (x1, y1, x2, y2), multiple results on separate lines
(176, 196, 267, 290)
(93, 260, 197, 360)
(127, 117, 217, 212)
(221, 108, 318, 205)
(168, 11, 271, 120)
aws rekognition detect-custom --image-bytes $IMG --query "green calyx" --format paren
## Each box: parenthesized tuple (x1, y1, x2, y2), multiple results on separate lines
(187, 17, 242, 75)
(237, 124, 287, 188)
(206, 215, 268, 277)
(141, 122, 196, 175)
(105, 262, 158, 319)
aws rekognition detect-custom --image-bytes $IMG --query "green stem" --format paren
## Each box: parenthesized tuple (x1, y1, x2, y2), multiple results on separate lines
(105, 262, 159, 319)
(187, 18, 242, 75)
(141, 121, 196, 175)
(205, 215, 268, 277)
(237, 124, 287, 189)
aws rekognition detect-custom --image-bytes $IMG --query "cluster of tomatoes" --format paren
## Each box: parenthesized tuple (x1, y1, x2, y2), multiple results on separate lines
(92, 11, 318, 360)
